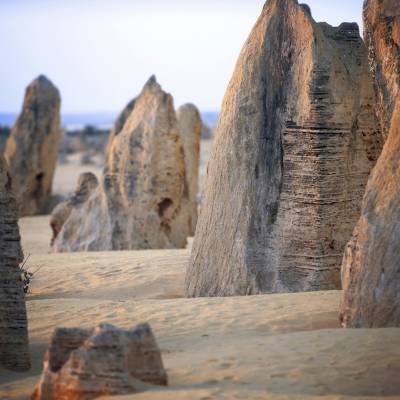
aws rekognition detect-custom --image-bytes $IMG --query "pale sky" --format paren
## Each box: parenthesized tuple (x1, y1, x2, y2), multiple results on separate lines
(0, 0, 364, 113)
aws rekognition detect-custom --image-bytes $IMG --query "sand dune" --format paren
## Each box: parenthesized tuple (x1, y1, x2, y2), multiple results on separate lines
(1, 216, 399, 399)
(26, 250, 187, 301)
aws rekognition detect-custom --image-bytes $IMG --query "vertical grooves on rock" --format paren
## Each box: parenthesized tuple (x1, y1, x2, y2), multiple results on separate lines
(185, 0, 382, 297)
(340, 0, 400, 328)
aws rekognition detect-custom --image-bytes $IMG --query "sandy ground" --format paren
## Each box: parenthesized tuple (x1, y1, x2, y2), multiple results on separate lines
(0, 216, 398, 399)
(1, 141, 400, 399)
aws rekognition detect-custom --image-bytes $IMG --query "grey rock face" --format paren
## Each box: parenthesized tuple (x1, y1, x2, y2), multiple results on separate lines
(50, 172, 99, 246)
(177, 103, 202, 235)
(0, 154, 30, 371)
(4, 75, 61, 216)
(53, 76, 189, 251)
(340, 0, 400, 328)
(32, 322, 167, 400)
(185, 0, 382, 297)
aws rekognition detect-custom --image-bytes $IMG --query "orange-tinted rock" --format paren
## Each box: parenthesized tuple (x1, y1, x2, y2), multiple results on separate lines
(340, 100, 400, 327)
(32, 323, 167, 400)
(363, 0, 400, 139)
(340, 0, 400, 328)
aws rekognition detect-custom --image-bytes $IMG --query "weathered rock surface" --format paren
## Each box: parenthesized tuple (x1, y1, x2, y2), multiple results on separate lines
(0, 154, 30, 371)
(363, 0, 400, 140)
(53, 76, 189, 251)
(177, 103, 202, 235)
(340, 0, 400, 328)
(4, 75, 61, 216)
(32, 322, 167, 400)
(340, 101, 400, 327)
(185, 0, 382, 297)
(50, 173, 98, 246)
(105, 97, 136, 157)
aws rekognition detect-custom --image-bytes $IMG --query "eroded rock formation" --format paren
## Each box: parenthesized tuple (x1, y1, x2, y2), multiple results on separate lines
(177, 103, 202, 235)
(32, 322, 167, 400)
(105, 97, 136, 157)
(185, 0, 382, 297)
(363, 0, 400, 139)
(4, 75, 61, 216)
(53, 76, 189, 251)
(50, 172, 98, 246)
(0, 154, 30, 371)
(340, 101, 400, 327)
(340, 0, 400, 328)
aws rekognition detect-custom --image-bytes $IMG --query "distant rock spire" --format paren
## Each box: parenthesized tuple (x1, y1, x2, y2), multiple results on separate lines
(54, 77, 190, 251)
(4, 75, 61, 216)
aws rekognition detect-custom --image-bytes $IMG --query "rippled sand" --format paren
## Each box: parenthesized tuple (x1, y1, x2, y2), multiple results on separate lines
(1, 143, 399, 399)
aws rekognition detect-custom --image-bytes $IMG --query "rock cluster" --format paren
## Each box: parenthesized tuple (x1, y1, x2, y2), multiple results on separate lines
(0, 154, 30, 371)
(32, 322, 167, 400)
(53, 76, 190, 251)
(4, 75, 61, 216)
(50, 172, 98, 246)
(340, 0, 400, 328)
(185, 0, 382, 297)
(177, 103, 202, 235)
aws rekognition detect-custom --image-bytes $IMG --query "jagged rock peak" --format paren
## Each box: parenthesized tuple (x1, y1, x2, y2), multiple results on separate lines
(300, 3, 312, 16)
(143, 74, 159, 91)
(185, 0, 381, 297)
(53, 77, 189, 251)
(32, 322, 167, 400)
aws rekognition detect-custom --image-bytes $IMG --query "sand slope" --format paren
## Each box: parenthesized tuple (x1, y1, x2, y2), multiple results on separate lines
(1, 217, 399, 399)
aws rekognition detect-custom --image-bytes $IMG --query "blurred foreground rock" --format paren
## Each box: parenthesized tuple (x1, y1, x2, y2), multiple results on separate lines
(32, 322, 167, 400)
(4, 75, 61, 216)
(0, 154, 30, 371)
